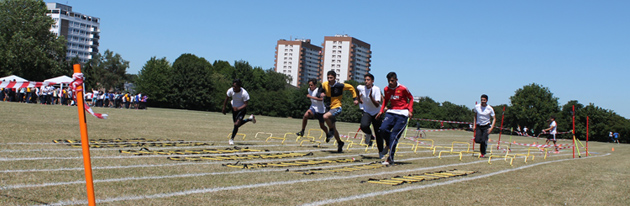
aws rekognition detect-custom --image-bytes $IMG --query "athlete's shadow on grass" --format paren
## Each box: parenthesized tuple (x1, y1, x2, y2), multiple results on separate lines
(321, 148, 352, 153)
(0, 194, 49, 205)
(233, 143, 254, 146)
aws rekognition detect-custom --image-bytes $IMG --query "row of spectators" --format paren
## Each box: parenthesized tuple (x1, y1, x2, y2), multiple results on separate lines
(0, 87, 148, 109)
(85, 89, 148, 109)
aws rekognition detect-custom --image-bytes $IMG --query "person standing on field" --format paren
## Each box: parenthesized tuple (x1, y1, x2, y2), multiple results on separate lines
(295, 78, 328, 138)
(473, 94, 495, 158)
(222, 79, 256, 145)
(377, 72, 414, 165)
(543, 115, 559, 153)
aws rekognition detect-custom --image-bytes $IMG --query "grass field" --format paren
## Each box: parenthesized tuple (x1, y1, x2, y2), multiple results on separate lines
(1, 101, 629, 205)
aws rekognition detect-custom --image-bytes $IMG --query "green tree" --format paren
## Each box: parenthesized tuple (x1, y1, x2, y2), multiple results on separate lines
(412, 97, 441, 128)
(169, 54, 213, 110)
(135, 57, 172, 107)
(213, 60, 233, 78)
(509, 83, 560, 134)
(84, 50, 130, 91)
(0, 0, 68, 80)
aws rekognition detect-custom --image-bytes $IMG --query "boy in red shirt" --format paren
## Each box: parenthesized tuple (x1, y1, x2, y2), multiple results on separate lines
(376, 72, 414, 166)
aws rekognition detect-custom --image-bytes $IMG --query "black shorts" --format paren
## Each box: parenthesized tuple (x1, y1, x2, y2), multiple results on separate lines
(547, 134, 556, 141)
(232, 108, 247, 123)
(309, 108, 325, 123)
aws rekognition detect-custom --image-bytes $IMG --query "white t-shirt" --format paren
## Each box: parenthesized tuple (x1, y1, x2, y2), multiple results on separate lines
(357, 85, 382, 116)
(227, 87, 250, 109)
(549, 121, 557, 134)
(474, 104, 495, 126)
(308, 87, 325, 114)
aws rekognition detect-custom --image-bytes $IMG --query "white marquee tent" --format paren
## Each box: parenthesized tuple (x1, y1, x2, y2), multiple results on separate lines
(44, 75, 73, 84)
(0, 75, 28, 82)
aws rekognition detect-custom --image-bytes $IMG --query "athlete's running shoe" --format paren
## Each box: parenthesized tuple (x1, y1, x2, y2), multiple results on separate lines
(337, 141, 345, 153)
(249, 114, 256, 124)
(296, 131, 304, 137)
(229, 139, 234, 145)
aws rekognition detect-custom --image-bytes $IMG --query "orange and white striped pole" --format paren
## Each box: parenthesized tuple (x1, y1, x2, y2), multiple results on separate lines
(74, 64, 96, 206)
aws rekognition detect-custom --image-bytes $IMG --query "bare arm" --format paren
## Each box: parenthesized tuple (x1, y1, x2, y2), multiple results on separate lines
(369, 89, 380, 108)
(222, 96, 229, 115)
(473, 112, 477, 131)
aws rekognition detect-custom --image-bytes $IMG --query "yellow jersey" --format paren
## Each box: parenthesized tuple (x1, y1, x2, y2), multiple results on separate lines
(321, 81, 357, 109)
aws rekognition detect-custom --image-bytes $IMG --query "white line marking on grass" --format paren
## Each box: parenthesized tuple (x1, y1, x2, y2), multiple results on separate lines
(45, 159, 488, 205)
(301, 153, 610, 206)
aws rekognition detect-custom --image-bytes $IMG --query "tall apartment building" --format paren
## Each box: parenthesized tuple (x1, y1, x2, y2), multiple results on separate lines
(274, 39, 322, 87)
(321, 34, 371, 83)
(46, 2, 100, 63)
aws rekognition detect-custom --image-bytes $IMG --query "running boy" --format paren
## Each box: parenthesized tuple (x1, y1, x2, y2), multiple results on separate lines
(357, 73, 383, 150)
(543, 115, 559, 153)
(473, 94, 496, 158)
(296, 78, 328, 138)
(222, 79, 256, 145)
(321, 70, 358, 152)
(377, 72, 414, 165)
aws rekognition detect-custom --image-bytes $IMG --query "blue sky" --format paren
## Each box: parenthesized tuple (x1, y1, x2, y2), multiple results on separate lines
(60, 1, 630, 118)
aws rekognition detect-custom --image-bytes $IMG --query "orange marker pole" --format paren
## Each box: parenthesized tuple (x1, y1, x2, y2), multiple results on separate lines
(74, 64, 96, 206)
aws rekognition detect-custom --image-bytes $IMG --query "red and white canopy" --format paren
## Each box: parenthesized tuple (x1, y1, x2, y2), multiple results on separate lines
(0, 81, 53, 89)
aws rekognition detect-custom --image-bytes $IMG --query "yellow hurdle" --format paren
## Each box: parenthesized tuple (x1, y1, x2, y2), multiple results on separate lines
(255, 132, 272, 139)
(414, 139, 435, 153)
(265, 133, 288, 144)
(486, 144, 514, 166)
(302, 129, 323, 141)
(512, 147, 539, 163)
(438, 141, 471, 160)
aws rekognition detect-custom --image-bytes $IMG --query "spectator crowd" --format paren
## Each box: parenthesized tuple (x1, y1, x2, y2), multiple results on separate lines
(0, 86, 148, 109)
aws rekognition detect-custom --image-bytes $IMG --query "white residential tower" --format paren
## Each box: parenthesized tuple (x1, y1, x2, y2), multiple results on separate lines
(46, 2, 100, 63)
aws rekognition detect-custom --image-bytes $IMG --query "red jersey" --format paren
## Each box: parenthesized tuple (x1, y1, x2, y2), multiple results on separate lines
(380, 83, 413, 115)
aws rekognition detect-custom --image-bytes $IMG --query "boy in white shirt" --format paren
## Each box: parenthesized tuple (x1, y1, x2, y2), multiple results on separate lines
(357, 73, 384, 152)
(543, 116, 559, 153)
(295, 78, 328, 138)
(473, 94, 496, 158)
